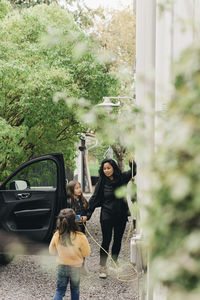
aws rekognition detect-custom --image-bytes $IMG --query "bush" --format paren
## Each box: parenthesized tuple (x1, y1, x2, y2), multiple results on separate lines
(148, 46, 200, 299)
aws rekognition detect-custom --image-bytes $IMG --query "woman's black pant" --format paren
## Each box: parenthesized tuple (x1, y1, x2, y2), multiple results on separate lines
(100, 217, 127, 266)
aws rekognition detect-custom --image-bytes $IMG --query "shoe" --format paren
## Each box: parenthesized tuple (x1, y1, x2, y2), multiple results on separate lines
(99, 266, 107, 278)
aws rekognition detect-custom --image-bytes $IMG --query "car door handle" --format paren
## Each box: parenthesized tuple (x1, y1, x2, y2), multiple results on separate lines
(17, 193, 31, 200)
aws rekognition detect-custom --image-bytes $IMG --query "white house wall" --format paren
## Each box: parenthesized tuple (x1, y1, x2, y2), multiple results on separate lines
(135, 0, 200, 299)
(155, 0, 173, 149)
(194, 0, 200, 37)
(136, 0, 200, 214)
(172, 0, 197, 61)
(155, 0, 173, 109)
(135, 0, 156, 216)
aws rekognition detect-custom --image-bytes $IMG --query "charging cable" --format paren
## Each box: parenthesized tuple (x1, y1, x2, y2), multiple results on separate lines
(82, 215, 138, 283)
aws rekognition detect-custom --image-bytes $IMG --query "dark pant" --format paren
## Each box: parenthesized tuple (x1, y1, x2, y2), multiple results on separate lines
(100, 218, 127, 266)
(53, 265, 80, 300)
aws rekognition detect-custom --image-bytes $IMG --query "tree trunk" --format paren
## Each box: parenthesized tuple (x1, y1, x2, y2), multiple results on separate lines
(84, 149, 93, 193)
(117, 154, 124, 171)
(111, 145, 126, 171)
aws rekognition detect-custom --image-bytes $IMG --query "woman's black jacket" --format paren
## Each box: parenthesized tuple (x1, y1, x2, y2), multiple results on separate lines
(87, 161, 136, 221)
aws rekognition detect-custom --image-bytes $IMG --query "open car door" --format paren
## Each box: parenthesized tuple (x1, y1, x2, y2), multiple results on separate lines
(0, 153, 66, 243)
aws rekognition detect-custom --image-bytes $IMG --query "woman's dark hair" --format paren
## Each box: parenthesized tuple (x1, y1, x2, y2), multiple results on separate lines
(99, 158, 122, 184)
(56, 208, 79, 246)
(66, 180, 88, 209)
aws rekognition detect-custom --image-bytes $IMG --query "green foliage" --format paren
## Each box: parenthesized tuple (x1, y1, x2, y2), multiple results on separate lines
(8, 0, 105, 29)
(0, 3, 119, 183)
(5, 159, 57, 188)
(0, 0, 12, 19)
(88, 160, 98, 176)
(83, 99, 138, 166)
(89, 143, 110, 164)
(147, 46, 200, 297)
(92, 6, 136, 97)
(8, 0, 53, 9)
(65, 0, 105, 30)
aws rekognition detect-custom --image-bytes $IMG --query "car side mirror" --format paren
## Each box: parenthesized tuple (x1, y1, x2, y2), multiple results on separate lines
(9, 180, 30, 190)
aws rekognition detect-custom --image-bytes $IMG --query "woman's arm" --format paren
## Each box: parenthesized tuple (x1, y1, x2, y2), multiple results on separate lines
(86, 180, 102, 220)
(122, 160, 137, 184)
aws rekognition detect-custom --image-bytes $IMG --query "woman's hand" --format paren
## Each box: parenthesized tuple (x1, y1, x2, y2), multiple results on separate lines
(81, 216, 87, 223)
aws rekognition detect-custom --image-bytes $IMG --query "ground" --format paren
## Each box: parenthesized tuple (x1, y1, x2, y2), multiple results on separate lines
(0, 208, 141, 299)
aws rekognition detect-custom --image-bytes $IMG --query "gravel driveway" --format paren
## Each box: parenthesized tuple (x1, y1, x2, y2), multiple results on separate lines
(0, 208, 140, 299)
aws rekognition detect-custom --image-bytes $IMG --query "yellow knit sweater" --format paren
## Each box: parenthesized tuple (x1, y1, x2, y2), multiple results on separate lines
(49, 231, 91, 267)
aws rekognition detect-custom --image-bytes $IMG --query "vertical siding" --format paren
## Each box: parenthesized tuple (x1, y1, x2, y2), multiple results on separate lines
(193, 0, 200, 38)
(135, 0, 199, 299)
(135, 0, 156, 221)
(172, 0, 195, 61)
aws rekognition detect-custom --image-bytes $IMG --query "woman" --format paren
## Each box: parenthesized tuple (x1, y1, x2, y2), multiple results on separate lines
(87, 158, 136, 278)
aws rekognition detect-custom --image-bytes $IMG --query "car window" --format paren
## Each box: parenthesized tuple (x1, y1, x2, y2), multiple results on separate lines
(5, 159, 57, 190)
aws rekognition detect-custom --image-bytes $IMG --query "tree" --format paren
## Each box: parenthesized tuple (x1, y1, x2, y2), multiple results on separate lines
(8, 0, 104, 29)
(90, 6, 136, 169)
(8, 0, 57, 8)
(0, 2, 119, 183)
(92, 6, 136, 93)
(7, 2, 135, 171)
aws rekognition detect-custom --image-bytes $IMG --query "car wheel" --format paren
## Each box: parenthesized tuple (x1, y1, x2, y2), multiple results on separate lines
(0, 254, 14, 265)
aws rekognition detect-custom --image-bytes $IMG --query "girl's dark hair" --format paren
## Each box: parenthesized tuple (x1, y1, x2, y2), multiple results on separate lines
(66, 180, 88, 209)
(56, 208, 79, 246)
(99, 158, 122, 184)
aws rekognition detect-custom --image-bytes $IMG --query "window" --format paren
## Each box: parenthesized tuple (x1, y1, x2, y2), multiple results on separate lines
(6, 160, 57, 190)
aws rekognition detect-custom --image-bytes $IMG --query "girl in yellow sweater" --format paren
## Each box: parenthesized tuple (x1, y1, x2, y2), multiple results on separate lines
(49, 208, 91, 300)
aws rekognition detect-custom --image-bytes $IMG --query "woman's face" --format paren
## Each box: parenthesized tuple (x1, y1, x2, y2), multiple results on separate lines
(74, 183, 82, 197)
(103, 162, 114, 178)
